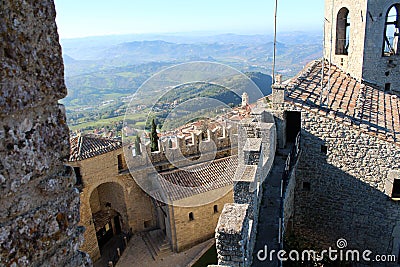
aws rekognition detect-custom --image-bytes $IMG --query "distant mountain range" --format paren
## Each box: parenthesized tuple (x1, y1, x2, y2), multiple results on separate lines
(60, 32, 322, 131)
(60, 32, 322, 75)
(60, 31, 322, 60)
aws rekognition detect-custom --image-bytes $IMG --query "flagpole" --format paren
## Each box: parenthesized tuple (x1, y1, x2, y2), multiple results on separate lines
(272, 0, 278, 84)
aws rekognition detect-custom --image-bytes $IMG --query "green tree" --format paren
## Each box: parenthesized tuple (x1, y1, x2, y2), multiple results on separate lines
(150, 118, 159, 152)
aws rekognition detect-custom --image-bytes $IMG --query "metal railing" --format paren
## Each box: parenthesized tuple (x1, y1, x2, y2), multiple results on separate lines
(279, 132, 301, 267)
(282, 132, 301, 184)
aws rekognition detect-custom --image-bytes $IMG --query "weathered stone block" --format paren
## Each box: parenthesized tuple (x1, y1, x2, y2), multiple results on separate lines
(0, 0, 89, 265)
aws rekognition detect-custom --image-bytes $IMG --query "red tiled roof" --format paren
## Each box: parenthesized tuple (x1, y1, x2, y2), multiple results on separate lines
(158, 156, 238, 201)
(286, 60, 400, 143)
(69, 135, 122, 161)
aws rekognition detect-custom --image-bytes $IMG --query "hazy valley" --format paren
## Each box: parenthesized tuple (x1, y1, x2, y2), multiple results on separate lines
(60, 31, 323, 134)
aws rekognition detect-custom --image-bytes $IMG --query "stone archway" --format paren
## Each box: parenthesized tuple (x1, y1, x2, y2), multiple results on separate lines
(89, 182, 129, 252)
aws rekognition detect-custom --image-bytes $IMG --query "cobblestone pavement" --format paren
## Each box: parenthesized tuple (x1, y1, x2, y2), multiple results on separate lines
(253, 149, 289, 267)
(93, 234, 129, 267)
(116, 235, 213, 267)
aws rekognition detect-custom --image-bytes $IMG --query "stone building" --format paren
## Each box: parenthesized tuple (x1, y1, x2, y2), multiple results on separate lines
(0, 0, 89, 266)
(6, 0, 400, 265)
(69, 124, 239, 261)
(157, 156, 236, 252)
(277, 59, 400, 259)
(68, 135, 158, 261)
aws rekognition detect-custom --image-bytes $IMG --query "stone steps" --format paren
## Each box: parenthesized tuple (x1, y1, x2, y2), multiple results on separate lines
(158, 242, 172, 258)
(142, 233, 158, 260)
(142, 229, 171, 260)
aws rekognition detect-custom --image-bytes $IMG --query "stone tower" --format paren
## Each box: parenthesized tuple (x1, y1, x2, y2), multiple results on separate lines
(241, 92, 249, 107)
(324, 0, 400, 92)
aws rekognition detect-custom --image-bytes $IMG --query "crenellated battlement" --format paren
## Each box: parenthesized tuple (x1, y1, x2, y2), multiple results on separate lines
(126, 124, 238, 171)
(214, 108, 277, 267)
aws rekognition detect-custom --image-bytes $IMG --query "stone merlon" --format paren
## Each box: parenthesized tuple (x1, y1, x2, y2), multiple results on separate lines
(216, 203, 249, 235)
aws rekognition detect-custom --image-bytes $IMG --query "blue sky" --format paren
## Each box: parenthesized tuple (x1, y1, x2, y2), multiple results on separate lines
(54, 0, 324, 39)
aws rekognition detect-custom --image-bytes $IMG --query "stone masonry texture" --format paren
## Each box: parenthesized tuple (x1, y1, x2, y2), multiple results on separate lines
(0, 0, 90, 266)
(214, 112, 276, 267)
(286, 104, 400, 257)
(215, 203, 249, 267)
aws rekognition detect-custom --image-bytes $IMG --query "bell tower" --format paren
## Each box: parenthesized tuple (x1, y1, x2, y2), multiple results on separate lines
(325, 0, 400, 92)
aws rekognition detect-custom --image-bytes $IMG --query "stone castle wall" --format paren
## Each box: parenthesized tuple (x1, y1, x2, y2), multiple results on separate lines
(214, 114, 277, 267)
(215, 203, 250, 267)
(282, 155, 298, 238)
(285, 103, 400, 256)
(0, 0, 89, 265)
(128, 125, 237, 171)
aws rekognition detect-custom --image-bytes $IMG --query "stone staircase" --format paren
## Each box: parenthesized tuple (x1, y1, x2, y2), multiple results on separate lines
(142, 229, 172, 260)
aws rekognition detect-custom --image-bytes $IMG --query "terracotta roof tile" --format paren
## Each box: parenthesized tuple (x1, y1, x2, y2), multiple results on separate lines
(286, 60, 400, 144)
(158, 156, 237, 201)
(69, 135, 122, 161)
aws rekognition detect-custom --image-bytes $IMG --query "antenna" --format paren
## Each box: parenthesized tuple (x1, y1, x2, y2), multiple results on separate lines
(272, 0, 278, 83)
(320, 0, 335, 107)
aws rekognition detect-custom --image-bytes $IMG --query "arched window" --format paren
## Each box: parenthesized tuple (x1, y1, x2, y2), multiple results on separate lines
(189, 212, 194, 221)
(383, 5, 400, 56)
(213, 205, 218, 213)
(336, 7, 350, 55)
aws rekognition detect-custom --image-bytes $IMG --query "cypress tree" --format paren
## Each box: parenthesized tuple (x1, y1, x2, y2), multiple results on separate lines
(150, 118, 159, 152)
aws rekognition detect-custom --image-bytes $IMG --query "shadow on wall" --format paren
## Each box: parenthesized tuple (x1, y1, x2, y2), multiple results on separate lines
(290, 131, 400, 258)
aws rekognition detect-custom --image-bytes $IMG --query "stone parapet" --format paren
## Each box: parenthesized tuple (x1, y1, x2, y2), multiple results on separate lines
(215, 203, 249, 267)
(214, 109, 277, 267)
